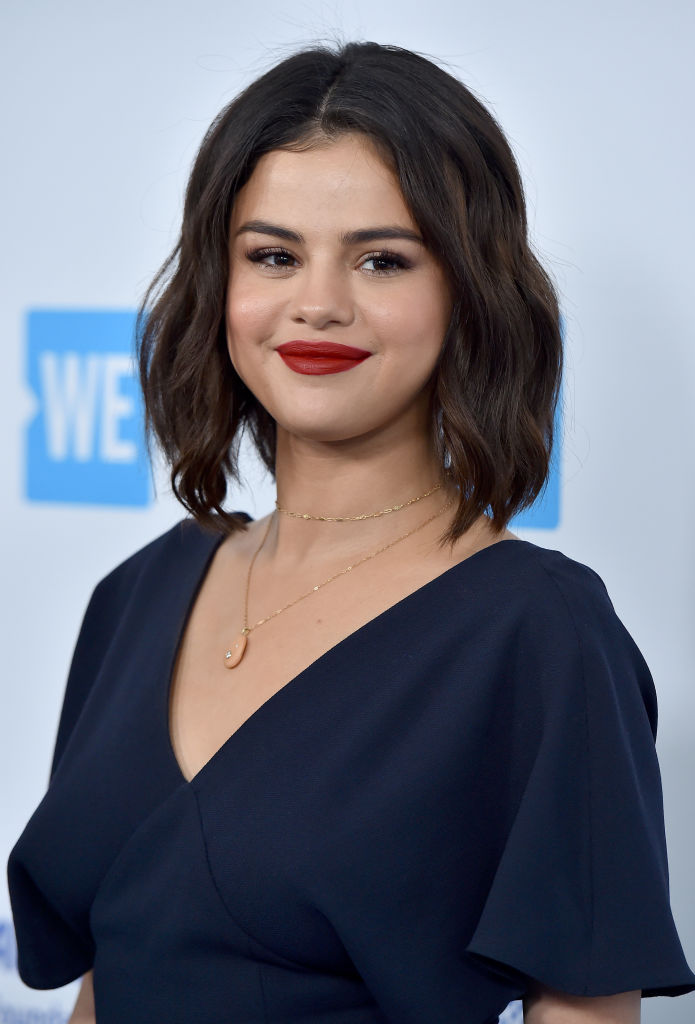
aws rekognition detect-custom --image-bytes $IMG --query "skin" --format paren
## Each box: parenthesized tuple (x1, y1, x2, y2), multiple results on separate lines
(70, 133, 640, 1023)
(69, 970, 94, 1022)
(226, 136, 453, 450)
(524, 988, 641, 1023)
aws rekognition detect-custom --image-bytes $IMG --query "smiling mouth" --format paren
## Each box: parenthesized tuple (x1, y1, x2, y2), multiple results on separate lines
(276, 341, 371, 376)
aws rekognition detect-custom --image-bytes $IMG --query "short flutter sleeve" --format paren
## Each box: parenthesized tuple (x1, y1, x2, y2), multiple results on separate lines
(466, 552, 695, 998)
(7, 578, 112, 988)
(50, 576, 120, 778)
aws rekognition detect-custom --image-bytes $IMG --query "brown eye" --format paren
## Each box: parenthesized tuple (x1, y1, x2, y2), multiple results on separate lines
(361, 251, 411, 275)
(246, 247, 297, 270)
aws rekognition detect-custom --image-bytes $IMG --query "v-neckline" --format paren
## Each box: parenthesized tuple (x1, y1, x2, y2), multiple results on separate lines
(165, 523, 526, 788)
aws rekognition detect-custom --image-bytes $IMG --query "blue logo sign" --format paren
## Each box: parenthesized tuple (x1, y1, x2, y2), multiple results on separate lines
(25, 310, 151, 506)
(511, 353, 563, 530)
(511, 431, 561, 530)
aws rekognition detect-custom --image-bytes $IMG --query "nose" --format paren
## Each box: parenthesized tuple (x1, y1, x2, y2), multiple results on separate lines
(288, 262, 354, 330)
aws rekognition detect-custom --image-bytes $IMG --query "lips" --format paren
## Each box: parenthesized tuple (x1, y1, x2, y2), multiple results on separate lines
(276, 341, 371, 376)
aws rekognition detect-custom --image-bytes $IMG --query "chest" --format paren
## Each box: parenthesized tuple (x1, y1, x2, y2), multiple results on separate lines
(168, 539, 469, 783)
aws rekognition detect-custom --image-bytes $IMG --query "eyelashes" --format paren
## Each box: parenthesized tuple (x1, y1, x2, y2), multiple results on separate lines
(244, 246, 412, 276)
(245, 248, 296, 271)
(361, 252, 412, 275)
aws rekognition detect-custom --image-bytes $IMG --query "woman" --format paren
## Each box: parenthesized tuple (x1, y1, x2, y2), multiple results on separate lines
(8, 41, 695, 1024)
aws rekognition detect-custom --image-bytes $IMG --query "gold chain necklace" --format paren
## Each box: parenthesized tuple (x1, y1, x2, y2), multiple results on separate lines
(275, 481, 442, 521)
(223, 494, 455, 668)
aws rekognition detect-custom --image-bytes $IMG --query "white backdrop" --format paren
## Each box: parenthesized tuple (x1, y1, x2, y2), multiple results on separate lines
(2, 1, 694, 1021)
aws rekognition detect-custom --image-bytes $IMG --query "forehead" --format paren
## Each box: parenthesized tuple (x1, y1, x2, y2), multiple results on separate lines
(229, 134, 415, 232)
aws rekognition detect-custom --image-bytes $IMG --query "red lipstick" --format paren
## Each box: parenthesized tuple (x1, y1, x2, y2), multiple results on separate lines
(276, 341, 371, 375)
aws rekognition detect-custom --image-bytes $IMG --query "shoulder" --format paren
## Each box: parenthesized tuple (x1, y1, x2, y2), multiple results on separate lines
(78, 514, 249, 639)
(95, 518, 216, 590)
(67, 516, 227, 656)
(93, 514, 248, 603)
(507, 540, 618, 618)
(486, 538, 620, 632)
(457, 538, 619, 645)
(481, 540, 658, 732)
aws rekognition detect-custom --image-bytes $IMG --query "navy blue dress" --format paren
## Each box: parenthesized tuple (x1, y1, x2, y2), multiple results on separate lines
(8, 519, 695, 1023)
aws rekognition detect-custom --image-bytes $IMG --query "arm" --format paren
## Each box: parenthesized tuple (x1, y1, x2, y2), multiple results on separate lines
(68, 970, 95, 1024)
(524, 987, 641, 1024)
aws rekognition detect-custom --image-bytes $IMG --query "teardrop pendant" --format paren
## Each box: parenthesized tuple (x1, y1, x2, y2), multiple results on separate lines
(224, 633, 247, 669)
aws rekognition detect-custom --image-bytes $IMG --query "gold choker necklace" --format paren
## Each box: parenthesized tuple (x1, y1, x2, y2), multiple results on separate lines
(224, 494, 455, 668)
(274, 481, 442, 522)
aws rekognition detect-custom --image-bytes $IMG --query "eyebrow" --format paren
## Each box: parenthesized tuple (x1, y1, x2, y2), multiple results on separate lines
(234, 219, 424, 246)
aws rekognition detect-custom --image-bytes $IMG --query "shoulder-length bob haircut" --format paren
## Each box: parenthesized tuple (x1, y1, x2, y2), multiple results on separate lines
(138, 40, 562, 542)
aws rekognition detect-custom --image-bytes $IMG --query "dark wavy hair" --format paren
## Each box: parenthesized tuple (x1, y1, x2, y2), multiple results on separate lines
(137, 40, 562, 541)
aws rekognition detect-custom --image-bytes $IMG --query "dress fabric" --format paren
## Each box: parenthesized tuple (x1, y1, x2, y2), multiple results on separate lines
(7, 518, 695, 1024)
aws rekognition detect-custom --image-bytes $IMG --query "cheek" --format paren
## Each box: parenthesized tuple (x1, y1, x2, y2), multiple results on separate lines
(226, 292, 273, 340)
(370, 284, 450, 365)
(225, 279, 280, 368)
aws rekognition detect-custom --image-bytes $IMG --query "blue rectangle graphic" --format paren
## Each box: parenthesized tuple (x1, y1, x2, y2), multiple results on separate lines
(25, 310, 152, 507)
(510, 403, 562, 530)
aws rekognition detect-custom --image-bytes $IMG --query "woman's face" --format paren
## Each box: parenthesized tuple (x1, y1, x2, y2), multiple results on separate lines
(225, 133, 452, 447)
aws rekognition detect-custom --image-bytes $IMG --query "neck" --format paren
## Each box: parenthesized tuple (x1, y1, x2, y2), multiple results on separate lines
(265, 426, 451, 567)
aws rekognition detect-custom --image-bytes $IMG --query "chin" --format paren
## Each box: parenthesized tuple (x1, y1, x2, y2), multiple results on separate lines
(267, 393, 374, 442)
(274, 416, 368, 446)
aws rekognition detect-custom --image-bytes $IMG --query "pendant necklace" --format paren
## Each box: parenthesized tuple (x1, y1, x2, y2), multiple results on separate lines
(223, 488, 454, 669)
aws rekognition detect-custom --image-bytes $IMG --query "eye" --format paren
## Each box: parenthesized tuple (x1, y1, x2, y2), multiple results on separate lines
(245, 247, 298, 271)
(360, 251, 411, 275)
